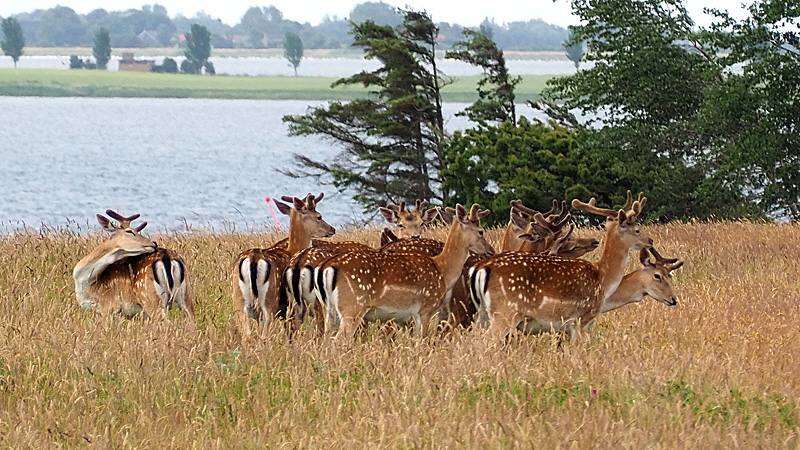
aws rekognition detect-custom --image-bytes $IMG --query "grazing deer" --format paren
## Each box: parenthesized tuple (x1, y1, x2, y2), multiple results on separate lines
(73, 210, 194, 324)
(471, 191, 653, 340)
(231, 193, 335, 338)
(318, 204, 494, 339)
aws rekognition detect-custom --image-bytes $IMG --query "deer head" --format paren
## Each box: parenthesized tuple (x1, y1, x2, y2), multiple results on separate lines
(96, 209, 158, 258)
(442, 204, 495, 257)
(379, 199, 439, 238)
(274, 192, 335, 237)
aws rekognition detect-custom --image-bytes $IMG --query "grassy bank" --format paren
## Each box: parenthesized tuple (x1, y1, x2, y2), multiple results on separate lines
(0, 221, 798, 447)
(0, 68, 552, 101)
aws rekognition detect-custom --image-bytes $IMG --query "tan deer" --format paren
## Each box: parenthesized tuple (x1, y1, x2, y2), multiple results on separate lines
(602, 246, 684, 313)
(317, 204, 494, 339)
(513, 201, 600, 257)
(379, 199, 440, 244)
(288, 200, 439, 334)
(471, 191, 653, 340)
(73, 210, 194, 324)
(231, 193, 335, 338)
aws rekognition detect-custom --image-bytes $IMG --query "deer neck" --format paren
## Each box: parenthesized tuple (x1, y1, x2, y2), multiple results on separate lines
(73, 242, 128, 309)
(431, 222, 471, 292)
(593, 222, 631, 300)
(286, 210, 313, 254)
(601, 271, 645, 313)
(500, 223, 522, 252)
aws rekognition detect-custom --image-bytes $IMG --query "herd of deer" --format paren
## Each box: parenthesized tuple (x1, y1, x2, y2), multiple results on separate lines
(72, 190, 684, 341)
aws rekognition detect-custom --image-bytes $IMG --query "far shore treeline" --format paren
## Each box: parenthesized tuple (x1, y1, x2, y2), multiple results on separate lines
(0, 2, 569, 51)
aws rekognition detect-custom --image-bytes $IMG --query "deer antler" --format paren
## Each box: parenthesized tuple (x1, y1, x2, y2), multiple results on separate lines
(104, 209, 146, 230)
(412, 199, 429, 213)
(648, 247, 683, 271)
(571, 197, 618, 219)
(548, 224, 575, 256)
(510, 199, 558, 220)
(467, 203, 490, 222)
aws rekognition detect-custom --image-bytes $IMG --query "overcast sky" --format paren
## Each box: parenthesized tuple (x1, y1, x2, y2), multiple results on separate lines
(0, 0, 748, 28)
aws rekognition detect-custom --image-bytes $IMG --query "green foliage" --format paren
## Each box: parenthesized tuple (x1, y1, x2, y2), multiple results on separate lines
(92, 27, 111, 70)
(184, 23, 212, 75)
(283, 31, 304, 76)
(544, 0, 762, 221)
(282, 9, 447, 212)
(441, 117, 606, 225)
(446, 28, 521, 125)
(698, 0, 800, 219)
(1, 17, 24, 68)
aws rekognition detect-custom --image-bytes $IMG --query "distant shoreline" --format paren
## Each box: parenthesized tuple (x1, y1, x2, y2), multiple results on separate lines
(0, 68, 554, 101)
(19, 46, 570, 61)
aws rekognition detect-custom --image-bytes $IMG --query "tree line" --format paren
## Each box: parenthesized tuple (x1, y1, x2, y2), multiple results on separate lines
(0, 2, 569, 51)
(283, 0, 799, 224)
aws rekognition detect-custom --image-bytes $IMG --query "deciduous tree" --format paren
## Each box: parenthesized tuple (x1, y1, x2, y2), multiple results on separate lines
(183, 23, 211, 74)
(1, 17, 24, 68)
(93, 27, 111, 70)
(283, 31, 303, 76)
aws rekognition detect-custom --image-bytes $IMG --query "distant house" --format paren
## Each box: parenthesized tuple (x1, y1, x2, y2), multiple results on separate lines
(118, 52, 155, 72)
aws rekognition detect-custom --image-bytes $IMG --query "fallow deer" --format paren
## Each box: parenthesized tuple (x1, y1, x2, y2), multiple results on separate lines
(378, 199, 439, 245)
(73, 210, 194, 324)
(283, 199, 438, 333)
(317, 204, 494, 339)
(601, 246, 684, 313)
(231, 193, 335, 338)
(471, 191, 653, 340)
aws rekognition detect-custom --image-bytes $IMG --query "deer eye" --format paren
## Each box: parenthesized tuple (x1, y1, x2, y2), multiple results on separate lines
(125, 230, 135, 235)
(478, 230, 484, 236)
(654, 273, 662, 281)
(397, 223, 405, 228)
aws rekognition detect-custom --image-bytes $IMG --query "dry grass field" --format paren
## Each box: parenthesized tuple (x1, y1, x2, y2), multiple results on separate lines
(0, 220, 798, 448)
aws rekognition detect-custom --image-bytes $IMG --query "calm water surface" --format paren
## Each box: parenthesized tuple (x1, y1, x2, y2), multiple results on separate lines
(0, 96, 544, 233)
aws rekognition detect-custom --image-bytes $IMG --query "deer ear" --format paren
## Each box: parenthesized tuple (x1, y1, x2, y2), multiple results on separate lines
(380, 227, 399, 247)
(292, 197, 306, 211)
(421, 207, 439, 224)
(438, 207, 455, 225)
(455, 204, 468, 223)
(379, 207, 398, 223)
(273, 199, 292, 216)
(518, 233, 542, 243)
(96, 214, 113, 231)
(639, 248, 653, 267)
(510, 210, 529, 230)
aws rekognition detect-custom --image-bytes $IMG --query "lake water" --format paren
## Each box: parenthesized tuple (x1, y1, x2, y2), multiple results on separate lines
(0, 96, 546, 233)
(0, 55, 579, 77)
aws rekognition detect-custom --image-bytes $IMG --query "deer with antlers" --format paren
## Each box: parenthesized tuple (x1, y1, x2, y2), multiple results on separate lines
(317, 204, 494, 339)
(471, 191, 653, 340)
(601, 246, 684, 313)
(73, 210, 194, 324)
(231, 193, 335, 338)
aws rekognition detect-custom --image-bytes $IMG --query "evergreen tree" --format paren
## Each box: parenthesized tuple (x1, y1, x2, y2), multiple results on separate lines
(446, 28, 520, 125)
(1, 17, 24, 68)
(184, 24, 211, 74)
(282, 9, 447, 211)
(564, 27, 583, 70)
(92, 27, 111, 70)
(283, 31, 303, 76)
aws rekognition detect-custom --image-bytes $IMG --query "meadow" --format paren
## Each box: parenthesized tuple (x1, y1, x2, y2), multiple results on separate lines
(0, 220, 798, 448)
(0, 68, 552, 101)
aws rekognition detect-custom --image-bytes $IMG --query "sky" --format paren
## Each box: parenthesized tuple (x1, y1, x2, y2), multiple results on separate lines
(0, 0, 748, 28)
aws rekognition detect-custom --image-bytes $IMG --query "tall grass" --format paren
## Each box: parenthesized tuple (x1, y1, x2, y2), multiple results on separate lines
(0, 221, 798, 448)
(0, 68, 552, 102)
